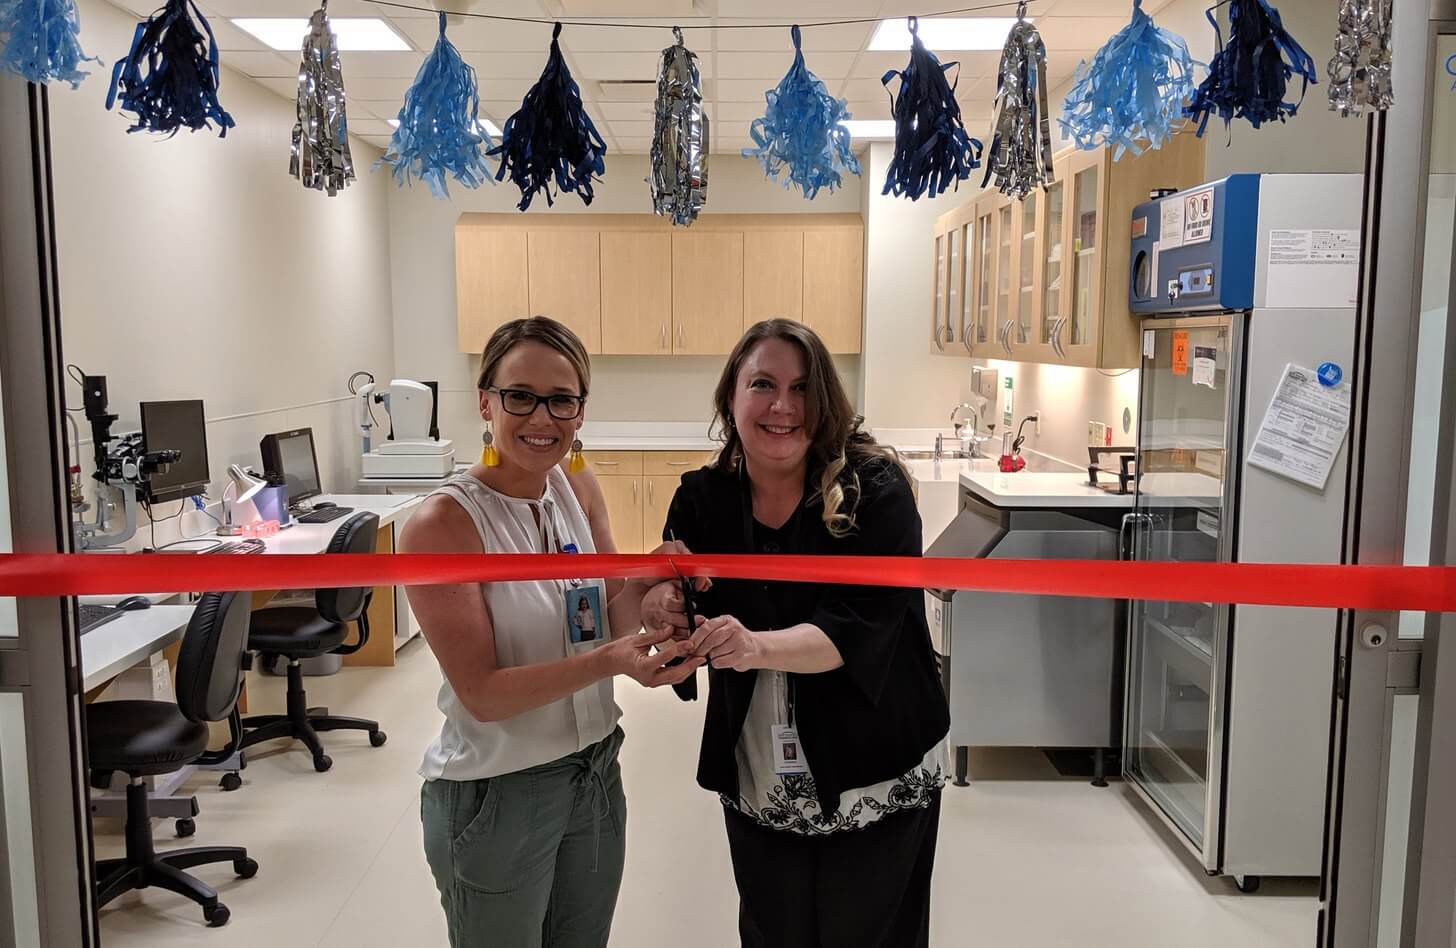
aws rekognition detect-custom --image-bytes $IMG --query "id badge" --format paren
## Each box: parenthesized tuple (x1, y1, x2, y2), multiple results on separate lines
(565, 585, 604, 646)
(772, 725, 808, 776)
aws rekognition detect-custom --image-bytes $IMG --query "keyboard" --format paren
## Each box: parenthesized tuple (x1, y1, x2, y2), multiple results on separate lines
(78, 603, 122, 634)
(206, 539, 267, 555)
(296, 506, 353, 524)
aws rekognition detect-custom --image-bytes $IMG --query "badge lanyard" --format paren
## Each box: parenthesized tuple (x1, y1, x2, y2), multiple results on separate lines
(736, 468, 809, 731)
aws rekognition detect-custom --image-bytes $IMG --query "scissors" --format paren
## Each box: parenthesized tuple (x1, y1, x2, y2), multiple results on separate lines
(666, 531, 705, 667)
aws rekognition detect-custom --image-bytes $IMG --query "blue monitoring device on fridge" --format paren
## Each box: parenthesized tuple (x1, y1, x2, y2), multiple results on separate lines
(1128, 174, 1261, 315)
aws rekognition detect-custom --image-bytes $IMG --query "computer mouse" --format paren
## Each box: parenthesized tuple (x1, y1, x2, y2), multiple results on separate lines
(115, 596, 151, 611)
(314, 501, 336, 509)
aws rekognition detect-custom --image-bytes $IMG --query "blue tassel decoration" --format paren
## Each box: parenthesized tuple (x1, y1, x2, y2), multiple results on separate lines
(0, 0, 97, 87)
(491, 22, 607, 211)
(1059, 0, 1197, 158)
(880, 16, 982, 201)
(105, 0, 234, 137)
(742, 24, 860, 200)
(378, 13, 495, 199)
(1184, 0, 1318, 135)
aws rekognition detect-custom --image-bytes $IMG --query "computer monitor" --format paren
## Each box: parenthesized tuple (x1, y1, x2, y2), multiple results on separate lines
(260, 428, 322, 506)
(139, 400, 210, 504)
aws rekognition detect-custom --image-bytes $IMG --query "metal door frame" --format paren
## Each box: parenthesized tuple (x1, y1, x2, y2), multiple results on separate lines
(0, 77, 97, 946)
(1320, 1, 1456, 944)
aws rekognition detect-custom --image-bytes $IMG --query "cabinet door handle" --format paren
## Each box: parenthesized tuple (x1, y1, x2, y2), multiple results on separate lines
(933, 322, 947, 352)
(594, 460, 619, 467)
(677, 325, 685, 349)
(648, 480, 654, 504)
(962, 324, 974, 354)
(666, 460, 691, 467)
(660, 325, 667, 349)
(632, 481, 638, 504)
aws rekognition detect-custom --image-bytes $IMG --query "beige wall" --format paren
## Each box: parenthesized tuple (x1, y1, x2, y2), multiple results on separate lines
(52, 0, 395, 540)
(385, 153, 864, 449)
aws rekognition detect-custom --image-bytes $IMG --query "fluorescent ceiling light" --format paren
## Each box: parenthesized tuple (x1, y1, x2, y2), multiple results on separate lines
(232, 18, 409, 51)
(841, 120, 896, 139)
(868, 17, 1022, 51)
(388, 118, 502, 137)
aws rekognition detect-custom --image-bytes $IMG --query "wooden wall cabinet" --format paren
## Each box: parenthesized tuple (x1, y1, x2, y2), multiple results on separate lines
(456, 214, 865, 356)
(941, 133, 1206, 368)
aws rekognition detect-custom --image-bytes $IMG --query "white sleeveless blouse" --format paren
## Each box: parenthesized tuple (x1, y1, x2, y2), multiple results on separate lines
(418, 467, 620, 782)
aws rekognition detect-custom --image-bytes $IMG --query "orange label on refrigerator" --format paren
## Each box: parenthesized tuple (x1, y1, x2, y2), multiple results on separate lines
(1172, 331, 1190, 375)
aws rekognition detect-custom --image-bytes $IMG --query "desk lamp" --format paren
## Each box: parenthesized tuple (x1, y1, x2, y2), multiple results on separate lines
(218, 464, 266, 536)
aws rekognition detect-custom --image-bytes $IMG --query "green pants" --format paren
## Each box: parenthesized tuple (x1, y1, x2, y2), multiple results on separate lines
(421, 728, 627, 948)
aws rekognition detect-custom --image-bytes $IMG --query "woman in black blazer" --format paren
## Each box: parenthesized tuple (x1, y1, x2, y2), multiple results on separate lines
(636, 319, 950, 947)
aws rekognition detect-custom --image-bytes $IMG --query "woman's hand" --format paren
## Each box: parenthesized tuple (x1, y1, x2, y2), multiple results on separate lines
(640, 580, 703, 639)
(603, 625, 704, 687)
(689, 615, 762, 672)
(627, 540, 712, 594)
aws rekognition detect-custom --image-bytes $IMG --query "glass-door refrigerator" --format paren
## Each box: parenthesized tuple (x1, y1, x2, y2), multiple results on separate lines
(1123, 174, 1362, 891)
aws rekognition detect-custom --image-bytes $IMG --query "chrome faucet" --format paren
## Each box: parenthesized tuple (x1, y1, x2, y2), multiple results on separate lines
(950, 402, 989, 458)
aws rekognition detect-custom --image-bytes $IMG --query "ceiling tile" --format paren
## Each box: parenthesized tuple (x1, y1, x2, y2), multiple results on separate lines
(613, 138, 652, 153)
(570, 50, 713, 81)
(715, 101, 766, 121)
(223, 50, 295, 77)
(715, 0, 881, 15)
(1034, 16, 1128, 49)
(350, 99, 402, 120)
(713, 21, 872, 52)
(854, 50, 1000, 81)
(842, 98, 890, 121)
(714, 78, 776, 102)
(596, 100, 657, 121)
(716, 50, 858, 80)
(458, 50, 566, 77)
(874, 0, 1057, 15)
(837, 77, 894, 102)
(203, 17, 275, 52)
(393, 16, 552, 52)
(337, 50, 425, 76)
(1043, 0, 1141, 15)
(199, 0, 398, 18)
(558, 19, 712, 52)
(608, 120, 656, 138)
(348, 118, 396, 136)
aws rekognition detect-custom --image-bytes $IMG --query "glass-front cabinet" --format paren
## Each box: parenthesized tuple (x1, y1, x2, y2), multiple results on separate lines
(1016, 188, 1038, 346)
(930, 222, 948, 351)
(958, 217, 975, 354)
(972, 197, 997, 352)
(1062, 147, 1105, 364)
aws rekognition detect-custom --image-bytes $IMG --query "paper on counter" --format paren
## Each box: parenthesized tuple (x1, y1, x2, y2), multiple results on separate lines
(1247, 363, 1352, 490)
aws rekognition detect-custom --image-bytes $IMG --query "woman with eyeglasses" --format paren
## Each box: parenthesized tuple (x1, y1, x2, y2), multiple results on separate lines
(400, 316, 702, 948)
(630, 319, 950, 947)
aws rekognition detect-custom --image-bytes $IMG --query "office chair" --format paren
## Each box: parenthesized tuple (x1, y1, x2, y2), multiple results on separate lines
(239, 512, 387, 773)
(87, 591, 259, 928)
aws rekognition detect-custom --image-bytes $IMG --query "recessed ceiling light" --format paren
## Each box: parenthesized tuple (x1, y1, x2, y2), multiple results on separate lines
(841, 120, 896, 139)
(387, 118, 502, 137)
(232, 18, 409, 52)
(868, 17, 1022, 51)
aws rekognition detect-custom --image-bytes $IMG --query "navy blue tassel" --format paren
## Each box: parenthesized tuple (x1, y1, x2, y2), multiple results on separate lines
(491, 22, 607, 211)
(378, 13, 495, 199)
(0, 0, 98, 87)
(105, 0, 234, 137)
(881, 16, 982, 201)
(1185, 0, 1318, 135)
(743, 25, 860, 200)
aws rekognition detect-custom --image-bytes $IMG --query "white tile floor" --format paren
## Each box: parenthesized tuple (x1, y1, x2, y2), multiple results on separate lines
(94, 640, 1318, 947)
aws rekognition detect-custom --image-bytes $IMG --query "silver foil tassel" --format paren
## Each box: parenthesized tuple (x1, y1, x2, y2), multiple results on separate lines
(291, 1, 355, 195)
(983, 8, 1054, 201)
(647, 27, 708, 226)
(1328, 0, 1394, 117)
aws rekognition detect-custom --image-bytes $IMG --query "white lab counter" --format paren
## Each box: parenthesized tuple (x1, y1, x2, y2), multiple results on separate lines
(960, 471, 1137, 509)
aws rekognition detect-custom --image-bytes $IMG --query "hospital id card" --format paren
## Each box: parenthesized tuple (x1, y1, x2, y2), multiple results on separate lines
(772, 725, 808, 776)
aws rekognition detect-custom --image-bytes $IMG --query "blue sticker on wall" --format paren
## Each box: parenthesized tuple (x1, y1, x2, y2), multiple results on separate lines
(1317, 362, 1343, 387)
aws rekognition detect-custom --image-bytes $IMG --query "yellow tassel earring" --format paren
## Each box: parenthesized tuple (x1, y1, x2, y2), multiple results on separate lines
(568, 438, 586, 474)
(480, 422, 499, 467)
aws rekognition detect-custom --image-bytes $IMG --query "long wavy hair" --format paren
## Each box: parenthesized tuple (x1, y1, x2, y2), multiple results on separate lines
(713, 319, 904, 537)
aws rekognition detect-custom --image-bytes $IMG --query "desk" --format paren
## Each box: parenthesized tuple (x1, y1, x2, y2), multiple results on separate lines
(81, 604, 196, 692)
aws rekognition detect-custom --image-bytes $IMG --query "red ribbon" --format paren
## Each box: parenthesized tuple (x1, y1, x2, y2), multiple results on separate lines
(2, 553, 1455, 612)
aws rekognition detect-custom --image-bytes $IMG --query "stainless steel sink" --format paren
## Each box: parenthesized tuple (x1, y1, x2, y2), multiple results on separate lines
(900, 449, 976, 460)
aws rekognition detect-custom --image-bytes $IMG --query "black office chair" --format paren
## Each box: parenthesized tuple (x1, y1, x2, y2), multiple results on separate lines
(87, 591, 259, 928)
(239, 512, 387, 773)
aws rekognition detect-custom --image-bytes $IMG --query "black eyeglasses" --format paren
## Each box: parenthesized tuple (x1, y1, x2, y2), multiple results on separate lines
(488, 387, 587, 421)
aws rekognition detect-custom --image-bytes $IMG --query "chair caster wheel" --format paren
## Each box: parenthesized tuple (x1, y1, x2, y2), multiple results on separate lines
(205, 902, 230, 927)
(370, 730, 387, 748)
(234, 857, 259, 879)
(220, 772, 243, 792)
(175, 818, 196, 838)
(1235, 875, 1262, 893)
(314, 754, 333, 773)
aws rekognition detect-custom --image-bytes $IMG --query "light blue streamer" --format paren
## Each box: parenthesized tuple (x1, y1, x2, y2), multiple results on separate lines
(0, 0, 97, 87)
(742, 24, 860, 199)
(1058, 0, 1197, 158)
(377, 13, 496, 199)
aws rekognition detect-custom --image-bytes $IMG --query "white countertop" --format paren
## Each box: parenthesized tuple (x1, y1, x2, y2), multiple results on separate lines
(81, 604, 196, 691)
(960, 471, 1137, 509)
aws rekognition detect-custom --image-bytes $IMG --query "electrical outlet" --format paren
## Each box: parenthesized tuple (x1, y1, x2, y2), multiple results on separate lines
(1033, 411, 1041, 435)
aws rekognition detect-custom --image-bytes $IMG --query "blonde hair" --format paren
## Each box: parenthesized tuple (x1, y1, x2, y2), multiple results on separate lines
(477, 316, 592, 395)
(712, 319, 905, 537)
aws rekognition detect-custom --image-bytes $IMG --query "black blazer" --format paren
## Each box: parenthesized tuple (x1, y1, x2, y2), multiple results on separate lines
(663, 457, 949, 816)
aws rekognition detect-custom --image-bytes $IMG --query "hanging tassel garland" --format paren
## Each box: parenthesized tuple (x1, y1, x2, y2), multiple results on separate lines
(1058, 0, 1197, 159)
(0, 0, 97, 87)
(105, 0, 234, 136)
(291, 2, 354, 196)
(1184, 0, 1318, 135)
(491, 22, 607, 211)
(983, 6, 1055, 199)
(648, 26, 709, 226)
(1328, 0, 1394, 116)
(378, 13, 495, 199)
(742, 24, 860, 200)
(880, 16, 982, 201)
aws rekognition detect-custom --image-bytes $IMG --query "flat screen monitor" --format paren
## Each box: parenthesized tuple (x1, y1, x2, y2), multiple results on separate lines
(139, 400, 209, 504)
(260, 428, 322, 505)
